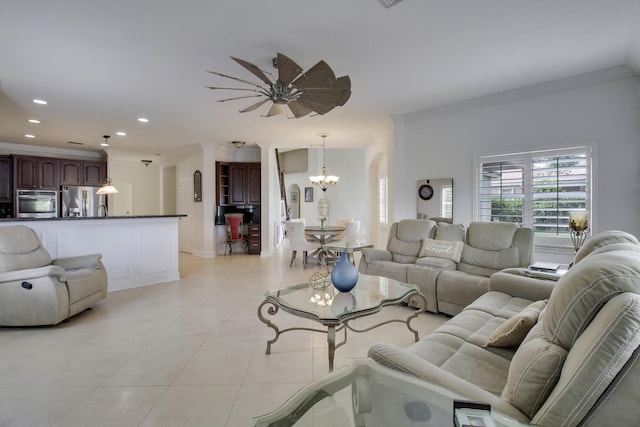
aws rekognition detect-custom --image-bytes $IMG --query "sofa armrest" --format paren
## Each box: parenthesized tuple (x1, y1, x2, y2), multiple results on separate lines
(489, 268, 555, 301)
(360, 248, 392, 264)
(0, 265, 66, 284)
(52, 254, 102, 271)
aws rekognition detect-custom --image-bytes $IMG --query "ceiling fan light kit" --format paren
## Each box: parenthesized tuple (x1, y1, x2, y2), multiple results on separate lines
(208, 52, 351, 118)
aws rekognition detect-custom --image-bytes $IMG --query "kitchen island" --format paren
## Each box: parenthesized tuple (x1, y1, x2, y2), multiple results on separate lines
(0, 215, 185, 292)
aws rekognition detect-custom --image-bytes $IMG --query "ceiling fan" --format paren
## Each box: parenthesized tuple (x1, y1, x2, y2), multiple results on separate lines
(207, 52, 351, 118)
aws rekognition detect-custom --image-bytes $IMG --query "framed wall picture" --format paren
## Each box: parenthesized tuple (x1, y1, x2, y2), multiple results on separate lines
(193, 170, 202, 202)
(304, 187, 313, 202)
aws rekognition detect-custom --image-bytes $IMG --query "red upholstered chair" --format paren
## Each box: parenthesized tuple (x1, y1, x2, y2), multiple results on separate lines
(224, 213, 247, 255)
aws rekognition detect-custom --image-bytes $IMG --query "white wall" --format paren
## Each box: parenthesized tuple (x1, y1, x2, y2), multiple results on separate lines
(109, 153, 161, 215)
(283, 146, 369, 238)
(382, 68, 640, 262)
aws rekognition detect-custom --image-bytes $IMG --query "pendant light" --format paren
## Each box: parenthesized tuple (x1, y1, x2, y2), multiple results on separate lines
(97, 135, 119, 194)
(309, 134, 339, 192)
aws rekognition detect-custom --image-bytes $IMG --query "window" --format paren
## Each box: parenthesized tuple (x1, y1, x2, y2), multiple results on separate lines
(441, 185, 453, 218)
(378, 175, 388, 225)
(476, 147, 591, 241)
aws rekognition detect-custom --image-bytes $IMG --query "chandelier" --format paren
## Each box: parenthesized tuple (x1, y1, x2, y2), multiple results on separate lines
(309, 134, 339, 192)
(96, 135, 119, 195)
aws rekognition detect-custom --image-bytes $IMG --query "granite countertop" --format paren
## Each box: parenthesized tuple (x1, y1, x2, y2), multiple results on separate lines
(0, 215, 187, 222)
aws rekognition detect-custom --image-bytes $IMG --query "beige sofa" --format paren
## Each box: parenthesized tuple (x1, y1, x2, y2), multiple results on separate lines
(0, 225, 108, 326)
(358, 220, 533, 315)
(368, 230, 640, 426)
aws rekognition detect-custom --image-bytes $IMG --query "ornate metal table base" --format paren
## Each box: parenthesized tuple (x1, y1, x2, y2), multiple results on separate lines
(257, 292, 427, 371)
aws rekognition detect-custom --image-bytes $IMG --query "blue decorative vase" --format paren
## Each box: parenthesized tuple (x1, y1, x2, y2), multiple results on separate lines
(331, 253, 358, 292)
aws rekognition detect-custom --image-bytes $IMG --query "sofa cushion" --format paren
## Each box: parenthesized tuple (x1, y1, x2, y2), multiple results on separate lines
(468, 222, 518, 250)
(396, 219, 436, 242)
(461, 244, 520, 272)
(485, 300, 547, 347)
(0, 226, 52, 273)
(419, 238, 463, 262)
(389, 237, 422, 263)
(434, 222, 465, 242)
(501, 322, 567, 418)
(415, 256, 457, 270)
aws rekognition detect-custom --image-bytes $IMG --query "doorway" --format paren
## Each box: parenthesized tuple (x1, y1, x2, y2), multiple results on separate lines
(288, 184, 300, 219)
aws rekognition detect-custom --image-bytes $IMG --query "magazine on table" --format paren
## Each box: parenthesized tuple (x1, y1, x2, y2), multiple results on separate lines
(453, 400, 497, 427)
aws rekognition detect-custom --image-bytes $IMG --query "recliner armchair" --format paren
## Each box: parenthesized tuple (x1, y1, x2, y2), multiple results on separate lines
(0, 225, 108, 326)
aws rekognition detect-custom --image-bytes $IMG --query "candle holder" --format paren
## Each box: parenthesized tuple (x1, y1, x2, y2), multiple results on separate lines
(569, 211, 589, 253)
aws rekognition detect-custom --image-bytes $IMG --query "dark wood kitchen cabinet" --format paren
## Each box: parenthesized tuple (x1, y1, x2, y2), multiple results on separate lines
(14, 156, 58, 189)
(83, 161, 106, 186)
(229, 164, 247, 205)
(246, 163, 261, 205)
(216, 161, 261, 206)
(0, 156, 12, 202)
(248, 223, 261, 254)
(60, 159, 106, 186)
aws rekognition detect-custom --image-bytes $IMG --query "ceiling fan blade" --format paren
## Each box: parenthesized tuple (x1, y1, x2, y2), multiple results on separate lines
(302, 87, 351, 107)
(286, 100, 314, 118)
(334, 76, 351, 106)
(276, 52, 303, 86)
(207, 86, 261, 92)
(207, 70, 264, 88)
(263, 103, 284, 117)
(231, 56, 273, 85)
(217, 94, 263, 103)
(292, 60, 336, 90)
(240, 99, 269, 112)
(295, 98, 335, 115)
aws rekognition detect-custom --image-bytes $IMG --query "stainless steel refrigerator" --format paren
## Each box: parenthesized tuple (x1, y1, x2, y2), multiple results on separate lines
(60, 185, 106, 217)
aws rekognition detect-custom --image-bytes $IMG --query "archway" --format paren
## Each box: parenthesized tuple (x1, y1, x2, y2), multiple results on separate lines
(287, 183, 301, 219)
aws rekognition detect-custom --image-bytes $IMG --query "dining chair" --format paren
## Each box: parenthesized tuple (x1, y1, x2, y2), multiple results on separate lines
(224, 213, 247, 255)
(344, 220, 361, 243)
(334, 218, 354, 240)
(285, 220, 321, 267)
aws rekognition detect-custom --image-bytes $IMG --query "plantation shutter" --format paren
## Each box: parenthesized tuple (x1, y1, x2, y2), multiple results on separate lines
(477, 147, 590, 238)
(532, 152, 589, 235)
(478, 160, 526, 224)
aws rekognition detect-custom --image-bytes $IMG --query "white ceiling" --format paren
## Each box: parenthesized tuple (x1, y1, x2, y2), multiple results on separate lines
(1, 0, 639, 155)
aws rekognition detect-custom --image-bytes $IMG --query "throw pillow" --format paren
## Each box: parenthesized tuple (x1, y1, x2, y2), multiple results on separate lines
(419, 238, 463, 262)
(485, 300, 547, 347)
(501, 337, 567, 418)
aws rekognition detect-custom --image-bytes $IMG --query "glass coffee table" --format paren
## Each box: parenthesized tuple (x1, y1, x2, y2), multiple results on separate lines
(252, 358, 528, 426)
(257, 274, 427, 371)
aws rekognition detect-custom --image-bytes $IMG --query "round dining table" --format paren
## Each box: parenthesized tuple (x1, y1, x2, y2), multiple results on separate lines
(304, 225, 345, 264)
(304, 225, 345, 245)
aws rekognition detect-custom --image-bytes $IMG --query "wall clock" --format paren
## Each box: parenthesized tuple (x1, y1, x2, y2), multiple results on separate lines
(418, 184, 434, 200)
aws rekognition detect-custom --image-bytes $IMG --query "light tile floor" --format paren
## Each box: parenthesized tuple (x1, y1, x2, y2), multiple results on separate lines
(0, 246, 448, 427)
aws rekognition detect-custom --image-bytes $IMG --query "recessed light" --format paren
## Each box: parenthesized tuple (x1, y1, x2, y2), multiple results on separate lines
(137, 117, 149, 123)
(28, 119, 40, 124)
(25, 134, 35, 138)
(100, 143, 110, 147)
(116, 131, 126, 136)
(33, 99, 47, 105)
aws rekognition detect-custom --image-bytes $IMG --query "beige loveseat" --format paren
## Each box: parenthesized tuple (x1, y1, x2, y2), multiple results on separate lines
(368, 230, 640, 426)
(358, 219, 533, 315)
(0, 225, 108, 326)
